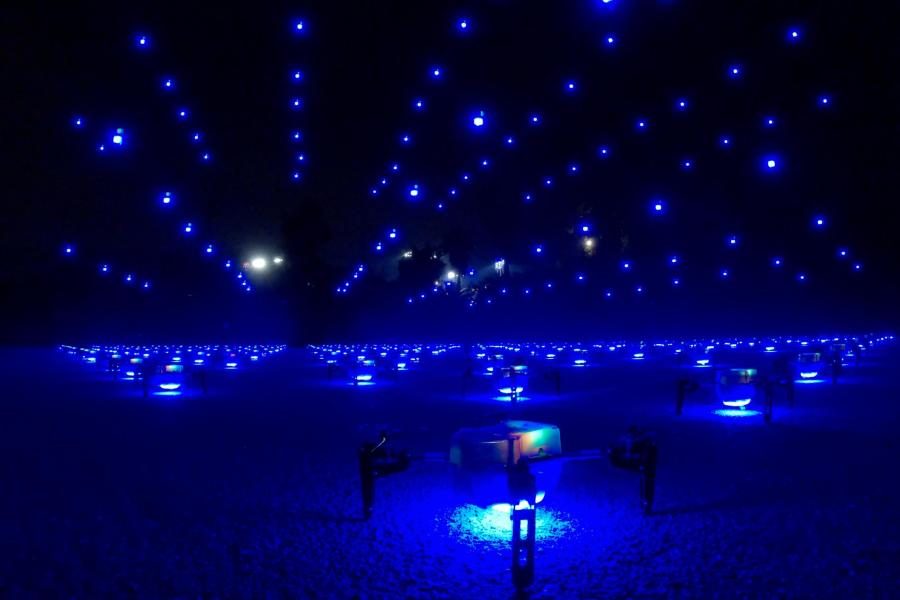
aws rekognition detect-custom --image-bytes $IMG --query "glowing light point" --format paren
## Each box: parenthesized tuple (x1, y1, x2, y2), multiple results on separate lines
(819, 95, 831, 107)
(112, 128, 125, 145)
(161, 192, 173, 205)
(472, 112, 485, 127)
(788, 29, 800, 41)
(837, 248, 848, 258)
(621, 260, 632, 271)
(250, 257, 267, 270)
(124, 274, 134, 284)
(201, 152, 211, 161)
(136, 34, 149, 48)
(292, 171, 302, 182)
(63, 244, 74, 256)
(529, 113, 541, 126)
(142, 281, 151, 290)
(294, 20, 306, 33)
(636, 119, 647, 130)
(177, 108, 189, 120)
(605, 35, 616, 46)
(797, 273, 807, 282)
(720, 136, 731, 147)
(375, 242, 383, 252)
(813, 216, 826, 228)
(291, 97, 303, 110)
(534, 244, 543, 254)
(676, 99, 688, 111)
(727, 235, 738, 247)
(191, 132, 201, 143)
(391, 163, 400, 172)
(400, 133, 411, 144)
(162, 78, 175, 90)
(408, 184, 420, 198)
(73, 116, 84, 128)
(569, 163, 579, 174)
(565, 80, 577, 93)
(457, 18, 469, 32)
(431, 66, 442, 79)
(505, 136, 515, 146)
(388, 229, 397, 240)
(183, 222, 193, 234)
(772, 257, 783, 267)
(224, 260, 232, 268)
(605, 290, 613, 299)
(652, 200, 665, 213)
(766, 158, 777, 169)
(291, 131, 302, 142)
(682, 159, 693, 169)
(765, 117, 776, 127)
(720, 269, 730, 279)
(292, 70, 304, 82)
(597, 146, 610, 158)
(729, 65, 741, 78)
(853, 262, 863, 272)
(413, 98, 425, 111)
(670, 255, 679, 265)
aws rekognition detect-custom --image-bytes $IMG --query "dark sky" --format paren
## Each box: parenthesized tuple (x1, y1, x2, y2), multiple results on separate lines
(1, 0, 898, 343)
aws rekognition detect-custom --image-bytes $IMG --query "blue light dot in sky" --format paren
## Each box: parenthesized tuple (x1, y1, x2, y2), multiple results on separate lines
(772, 257, 783, 267)
(205, 244, 214, 254)
(720, 136, 731, 147)
(597, 146, 610, 158)
(530, 113, 541, 125)
(473, 111, 486, 127)
(294, 20, 306, 33)
(636, 119, 647, 130)
(225, 260, 232, 268)
(788, 28, 800, 41)
(73, 116, 84, 128)
(676, 99, 688, 111)
(201, 152, 211, 161)
(505, 136, 515, 145)
(291, 131, 302, 142)
(565, 80, 577, 93)
(370, 188, 378, 196)
(727, 235, 738, 247)
(797, 273, 807, 282)
(534, 244, 543, 254)
(457, 18, 469, 31)
(576, 273, 585, 282)
(543, 177, 553, 187)
(142, 281, 151, 290)
(400, 133, 411, 144)
(431, 66, 442, 78)
(853, 262, 863, 271)
(766, 158, 777, 169)
(161, 192, 173, 205)
(191, 132, 201, 143)
(292, 70, 304, 82)
(391, 163, 400, 172)
(636, 285, 644, 294)
(124, 274, 134, 283)
(177, 108, 189, 120)
(813, 215, 826, 228)
(291, 97, 303, 110)
(682, 159, 693, 169)
(462, 173, 471, 182)
(729, 65, 741, 78)
(546, 281, 554, 289)
(375, 242, 383, 252)
(184, 223, 193, 234)
(837, 248, 848, 258)
(449, 188, 458, 196)
(765, 116, 776, 127)
(580, 224, 591, 233)
(97, 144, 105, 152)
(605, 34, 616, 46)
(63, 244, 74, 256)
(673, 278, 681, 286)
(292, 171, 302, 181)
(480, 158, 489, 168)
(100, 263, 110, 273)
(605, 290, 613, 298)
(388, 229, 397, 239)
(569, 163, 579, 173)
(819, 95, 831, 106)
(670, 255, 679, 264)
(720, 269, 730, 279)
(622, 260, 631, 271)
(413, 98, 425, 111)
(296, 153, 306, 162)
(523, 193, 533, 203)
(136, 34, 149, 48)
(652, 200, 665, 213)
(162, 78, 175, 90)
(408, 184, 420, 198)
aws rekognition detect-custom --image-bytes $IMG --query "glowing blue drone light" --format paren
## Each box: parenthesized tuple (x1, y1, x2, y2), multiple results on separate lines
(161, 192, 173, 205)
(162, 78, 175, 90)
(136, 34, 149, 48)
(472, 111, 486, 127)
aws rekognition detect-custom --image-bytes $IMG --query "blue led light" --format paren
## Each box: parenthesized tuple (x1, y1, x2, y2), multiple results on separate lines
(224, 260, 232, 268)
(408, 184, 420, 198)
(576, 273, 586, 282)
(183, 222, 193, 234)
(162, 78, 175, 90)
(604, 290, 613, 299)
(764, 116, 776, 127)
(73, 116, 84, 128)
(294, 20, 306, 33)
(568, 163, 579, 174)
(727, 235, 738, 247)
(672, 278, 681, 287)
(413, 98, 425, 111)
(621, 260, 631, 271)
(296, 153, 306, 162)
(111, 128, 125, 146)
(457, 18, 469, 32)
(177, 108, 189, 120)
(430, 66, 442, 79)
(676, 99, 688, 111)
(292, 70, 304, 82)
(201, 152, 211, 161)
(99, 263, 110, 274)
(161, 191, 173, 205)
(480, 158, 490, 168)
(597, 145, 610, 158)
(191, 132, 201, 143)
(543, 177, 553, 187)
(772, 256, 783, 267)
(652, 200, 665, 213)
(523, 193, 533, 203)
(400, 133, 411, 144)
(720, 269, 730, 279)
(505, 135, 515, 146)
(142, 281, 151, 290)
(605, 34, 616, 47)
(682, 159, 693, 169)
(670, 255, 679, 265)
(720, 136, 731, 147)
(388, 229, 397, 240)
(635, 285, 644, 294)
(837, 248, 849, 258)
(765, 157, 778, 170)
(292, 171, 302, 181)
(853, 262, 863, 271)
(636, 119, 648, 130)
(135, 34, 149, 48)
(813, 215, 825, 228)
(565, 80, 577, 93)
(124, 273, 134, 284)
(534, 244, 543, 254)
(529, 113, 541, 126)
(819, 95, 831, 107)
(291, 97, 303, 110)
(205, 244, 214, 254)
(728, 65, 742, 78)
(472, 111, 486, 127)
(63, 244, 74, 256)
(291, 131, 302, 142)
(391, 163, 400, 172)
(797, 272, 807, 282)
(788, 28, 800, 41)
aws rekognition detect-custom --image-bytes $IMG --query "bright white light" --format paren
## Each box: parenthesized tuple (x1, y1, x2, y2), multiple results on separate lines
(767, 159, 776, 168)
(273, 256, 284, 264)
(473, 115, 485, 127)
(250, 257, 267, 270)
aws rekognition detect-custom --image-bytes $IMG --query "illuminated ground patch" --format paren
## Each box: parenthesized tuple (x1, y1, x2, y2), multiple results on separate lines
(446, 504, 574, 548)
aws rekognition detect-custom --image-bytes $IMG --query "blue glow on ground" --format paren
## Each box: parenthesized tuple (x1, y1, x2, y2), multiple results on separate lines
(795, 378, 827, 385)
(447, 504, 573, 547)
(714, 408, 763, 418)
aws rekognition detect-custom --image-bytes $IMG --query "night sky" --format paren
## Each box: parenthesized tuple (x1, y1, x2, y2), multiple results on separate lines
(2, 0, 898, 343)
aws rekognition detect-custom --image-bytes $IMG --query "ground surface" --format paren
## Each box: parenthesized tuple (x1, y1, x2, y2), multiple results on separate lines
(1, 346, 899, 598)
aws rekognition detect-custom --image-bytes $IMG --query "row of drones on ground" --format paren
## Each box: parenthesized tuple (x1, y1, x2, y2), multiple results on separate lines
(310, 334, 894, 413)
(59, 343, 287, 395)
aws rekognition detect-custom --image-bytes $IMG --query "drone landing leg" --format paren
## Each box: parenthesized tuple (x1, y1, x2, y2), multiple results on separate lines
(511, 504, 536, 590)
